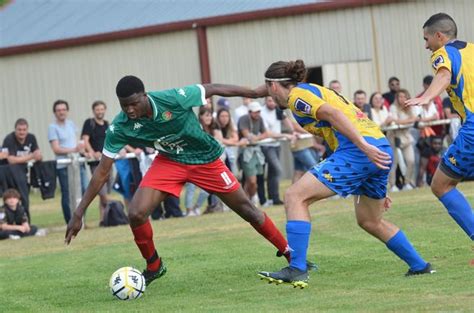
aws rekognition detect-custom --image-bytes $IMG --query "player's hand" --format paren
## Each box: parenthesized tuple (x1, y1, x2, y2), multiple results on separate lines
(405, 96, 430, 107)
(65, 213, 83, 245)
(361, 144, 391, 170)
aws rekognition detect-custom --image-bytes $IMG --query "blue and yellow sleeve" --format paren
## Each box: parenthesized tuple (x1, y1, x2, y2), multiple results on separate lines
(431, 47, 451, 74)
(288, 85, 326, 125)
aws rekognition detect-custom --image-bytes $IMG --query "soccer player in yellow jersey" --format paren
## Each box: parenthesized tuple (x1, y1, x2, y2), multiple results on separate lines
(406, 13, 474, 243)
(258, 60, 434, 288)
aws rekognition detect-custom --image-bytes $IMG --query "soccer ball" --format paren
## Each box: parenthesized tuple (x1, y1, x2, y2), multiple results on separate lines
(109, 267, 146, 300)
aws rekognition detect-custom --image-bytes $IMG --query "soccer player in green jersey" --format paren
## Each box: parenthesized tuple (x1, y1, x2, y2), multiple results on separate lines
(65, 76, 293, 286)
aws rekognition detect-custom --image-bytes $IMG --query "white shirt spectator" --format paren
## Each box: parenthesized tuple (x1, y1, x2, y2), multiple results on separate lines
(260, 105, 283, 147)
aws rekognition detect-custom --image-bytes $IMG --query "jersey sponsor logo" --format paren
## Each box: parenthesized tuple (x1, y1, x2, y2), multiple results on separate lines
(220, 171, 233, 186)
(432, 55, 444, 69)
(178, 88, 187, 97)
(153, 134, 186, 154)
(162, 111, 172, 121)
(295, 98, 312, 114)
(109, 124, 115, 133)
(133, 122, 143, 130)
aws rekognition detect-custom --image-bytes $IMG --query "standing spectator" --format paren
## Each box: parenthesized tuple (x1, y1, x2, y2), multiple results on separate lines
(260, 96, 294, 206)
(81, 100, 110, 226)
(238, 101, 269, 206)
(328, 80, 342, 93)
(2, 118, 42, 220)
(387, 90, 418, 191)
(234, 97, 251, 124)
(48, 100, 85, 224)
(417, 75, 444, 136)
(216, 107, 246, 172)
(383, 77, 400, 108)
(370, 92, 393, 128)
(353, 90, 372, 120)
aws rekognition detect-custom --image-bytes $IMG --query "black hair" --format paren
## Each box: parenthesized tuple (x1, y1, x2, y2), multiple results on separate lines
(354, 89, 366, 97)
(53, 99, 69, 113)
(388, 77, 400, 84)
(423, 13, 457, 39)
(423, 75, 433, 86)
(14, 118, 28, 128)
(116, 75, 145, 98)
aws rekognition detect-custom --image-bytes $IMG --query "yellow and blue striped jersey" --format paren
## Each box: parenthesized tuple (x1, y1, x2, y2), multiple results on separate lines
(288, 83, 386, 152)
(431, 40, 474, 128)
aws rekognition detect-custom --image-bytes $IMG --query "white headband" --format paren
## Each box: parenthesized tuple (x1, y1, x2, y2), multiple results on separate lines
(264, 77, 292, 82)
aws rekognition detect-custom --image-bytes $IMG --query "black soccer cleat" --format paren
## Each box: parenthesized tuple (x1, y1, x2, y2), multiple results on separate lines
(405, 262, 436, 277)
(276, 250, 319, 271)
(258, 266, 309, 289)
(142, 257, 167, 286)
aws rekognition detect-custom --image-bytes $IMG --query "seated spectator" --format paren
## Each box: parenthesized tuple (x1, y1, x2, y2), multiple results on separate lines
(370, 92, 393, 128)
(415, 96, 440, 152)
(0, 189, 46, 240)
(387, 89, 418, 192)
(2, 118, 42, 221)
(237, 101, 269, 206)
(417, 136, 443, 187)
(353, 90, 372, 119)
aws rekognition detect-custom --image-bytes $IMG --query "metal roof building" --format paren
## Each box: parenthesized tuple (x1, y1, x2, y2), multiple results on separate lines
(1, 0, 473, 166)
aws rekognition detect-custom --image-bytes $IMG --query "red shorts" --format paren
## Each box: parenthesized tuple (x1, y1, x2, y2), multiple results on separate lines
(139, 154, 240, 197)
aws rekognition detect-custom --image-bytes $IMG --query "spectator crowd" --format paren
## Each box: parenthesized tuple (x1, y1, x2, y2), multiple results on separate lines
(0, 74, 460, 239)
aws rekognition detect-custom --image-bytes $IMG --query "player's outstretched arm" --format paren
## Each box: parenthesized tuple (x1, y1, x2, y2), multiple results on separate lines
(316, 103, 391, 170)
(65, 155, 115, 244)
(202, 84, 268, 99)
(405, 68, 451, 107)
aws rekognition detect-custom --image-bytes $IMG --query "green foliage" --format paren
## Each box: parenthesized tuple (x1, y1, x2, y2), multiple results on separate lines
(1, 182, 473, 312)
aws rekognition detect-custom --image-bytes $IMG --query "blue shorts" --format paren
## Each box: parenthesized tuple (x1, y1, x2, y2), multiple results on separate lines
(440, 127, 474, 179)
(309, 145, 393, 199)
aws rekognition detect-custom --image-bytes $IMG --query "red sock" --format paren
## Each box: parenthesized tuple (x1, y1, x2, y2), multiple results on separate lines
(251, 213, 290, 263)
(131, 220, 161, 271)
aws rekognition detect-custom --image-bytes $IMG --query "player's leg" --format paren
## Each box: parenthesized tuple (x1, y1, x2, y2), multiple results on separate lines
(189, 158, 290, 261)
(431, 167, 473, 239)
(354, 195, 432, 274)
(258, 172, 335, 288)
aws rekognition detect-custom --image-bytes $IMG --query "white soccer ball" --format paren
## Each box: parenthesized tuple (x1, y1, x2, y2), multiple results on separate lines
(109, 267, 146, 300)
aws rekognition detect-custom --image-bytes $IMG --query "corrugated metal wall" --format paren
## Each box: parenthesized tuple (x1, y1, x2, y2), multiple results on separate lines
(1, 0, 473, 165)
(0, 30, 200, 160)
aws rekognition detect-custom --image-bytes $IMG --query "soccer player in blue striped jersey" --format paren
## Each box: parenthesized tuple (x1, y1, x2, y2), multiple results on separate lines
(258, 60, 434, 288)
(406, 13, 474, 244)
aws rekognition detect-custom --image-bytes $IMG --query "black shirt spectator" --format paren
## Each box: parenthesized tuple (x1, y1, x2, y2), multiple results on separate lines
(2, 132, 39, 171)
(81, 118, 108, 165)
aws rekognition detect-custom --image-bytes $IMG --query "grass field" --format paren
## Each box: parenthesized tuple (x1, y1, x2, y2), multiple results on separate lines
(1, 181, 473, 312)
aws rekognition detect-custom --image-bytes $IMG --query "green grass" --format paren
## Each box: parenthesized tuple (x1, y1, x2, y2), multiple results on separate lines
(1, 182, 473, 312)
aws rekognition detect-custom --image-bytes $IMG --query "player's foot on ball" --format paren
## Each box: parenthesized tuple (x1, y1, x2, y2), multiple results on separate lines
(258, 266, 309, 289)
(276, 250, 318, 271)
(405, 262, 436, 277)
(142, 258, 167, 286)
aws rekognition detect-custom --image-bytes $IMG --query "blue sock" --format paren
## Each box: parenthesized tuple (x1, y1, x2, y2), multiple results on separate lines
(439, 188, 474, 240)
(286, 220, 311, 271)
(386, 230, 427, 271)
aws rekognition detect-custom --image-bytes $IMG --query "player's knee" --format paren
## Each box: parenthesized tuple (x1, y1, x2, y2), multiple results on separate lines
(128, 207, 147, 225)
(284, 187, 300, 207)
(357, 219, 379, 234)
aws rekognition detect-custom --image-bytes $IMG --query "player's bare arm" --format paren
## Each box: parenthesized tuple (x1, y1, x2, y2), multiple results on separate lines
(405, 67, 451, 107)
(316, 103, 391, 170)
(203, 84, 268, 99)
(64, 155, 115, 244)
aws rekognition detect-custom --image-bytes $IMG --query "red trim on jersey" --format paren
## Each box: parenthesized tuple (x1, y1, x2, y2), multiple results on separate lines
(139, 154, 240, 197)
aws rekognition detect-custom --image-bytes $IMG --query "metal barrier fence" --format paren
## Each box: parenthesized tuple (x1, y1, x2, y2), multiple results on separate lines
(42, 117, 459, 212)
